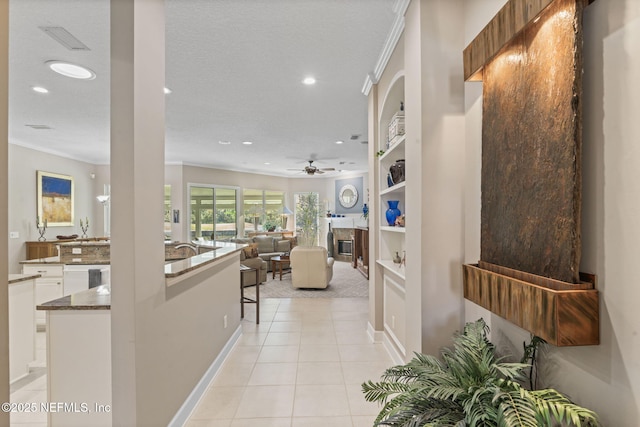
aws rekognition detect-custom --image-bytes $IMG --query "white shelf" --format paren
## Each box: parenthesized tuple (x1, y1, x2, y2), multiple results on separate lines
(379, 134, 405, 161)
(376, 259, 406, 280)
(380, 226, 405, 233)
(380, 181, 405, 195)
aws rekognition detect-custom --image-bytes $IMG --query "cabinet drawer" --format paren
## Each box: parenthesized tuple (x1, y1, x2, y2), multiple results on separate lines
(22, 264, 64, 278)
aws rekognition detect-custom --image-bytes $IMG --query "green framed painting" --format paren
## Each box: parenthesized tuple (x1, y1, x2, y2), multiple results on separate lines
(37, 170, 74, 226)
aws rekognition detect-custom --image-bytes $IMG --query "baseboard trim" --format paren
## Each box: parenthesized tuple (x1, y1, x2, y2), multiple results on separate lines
(168, 325, 242, 427)
(367, 321, 384, 343)
(383, 332, 405, 365)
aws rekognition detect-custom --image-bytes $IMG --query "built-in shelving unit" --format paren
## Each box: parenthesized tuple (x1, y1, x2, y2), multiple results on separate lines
(376, 259, 405, 280)
(374, 73, 407, 360)
(380, 181, 406, 196)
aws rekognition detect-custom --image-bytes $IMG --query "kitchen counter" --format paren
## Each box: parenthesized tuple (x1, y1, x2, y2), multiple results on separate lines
(20, 241, 246, 281)
(19, 256, 63, 265)
(37, 284, 111, 311)
(9, 273, 41, 283)
(35, 241, 246, 311)
(37, 241, 244, 426)
(164, 240, 246, 278)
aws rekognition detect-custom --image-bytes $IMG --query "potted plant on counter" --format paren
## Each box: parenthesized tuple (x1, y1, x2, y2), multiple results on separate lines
(362, 319, 600, 427)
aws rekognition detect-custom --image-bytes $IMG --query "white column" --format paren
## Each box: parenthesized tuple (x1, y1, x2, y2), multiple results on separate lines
(0, 1, 10, 423)
(110, 1, 165, 425)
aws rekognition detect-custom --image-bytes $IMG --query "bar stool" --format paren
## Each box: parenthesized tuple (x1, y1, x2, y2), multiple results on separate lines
(240, 265, 260, 324)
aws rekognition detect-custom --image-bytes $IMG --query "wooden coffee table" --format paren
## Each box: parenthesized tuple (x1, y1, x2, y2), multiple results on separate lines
(271, 256, 291, 280)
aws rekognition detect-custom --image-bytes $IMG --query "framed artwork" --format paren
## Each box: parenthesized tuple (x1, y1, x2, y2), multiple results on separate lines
(37, 170, 74, 227)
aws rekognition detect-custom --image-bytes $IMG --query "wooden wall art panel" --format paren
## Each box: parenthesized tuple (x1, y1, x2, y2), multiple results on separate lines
(481, 0, 585, 284)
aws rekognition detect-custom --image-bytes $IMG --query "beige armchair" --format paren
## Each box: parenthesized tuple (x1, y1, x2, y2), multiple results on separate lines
(240, 254, 268, 286)
(290, 246, 335, 289)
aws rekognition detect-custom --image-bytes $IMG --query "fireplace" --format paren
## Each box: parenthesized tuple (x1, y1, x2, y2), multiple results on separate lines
(331, 227, 353, 262)
(338, 240, 352, 256)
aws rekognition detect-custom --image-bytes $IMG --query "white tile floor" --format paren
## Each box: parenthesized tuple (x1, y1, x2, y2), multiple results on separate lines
(9, 329, 48, 427)
(9, 297, 393, 427)
(184, 297, 393, 427)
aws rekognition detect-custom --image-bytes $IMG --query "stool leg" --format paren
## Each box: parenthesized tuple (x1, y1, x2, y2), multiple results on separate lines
(240, 277, 245, 319)
(255, 269, 260, 324)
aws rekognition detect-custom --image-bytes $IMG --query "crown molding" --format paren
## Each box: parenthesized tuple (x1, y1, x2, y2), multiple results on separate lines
(362, 0, 410, 96)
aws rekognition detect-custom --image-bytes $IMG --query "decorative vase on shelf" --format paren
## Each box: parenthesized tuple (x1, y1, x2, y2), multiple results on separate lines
(389, 159, 405, 184)
(387, 173, 394, 187)
(385, 200, 401, 226)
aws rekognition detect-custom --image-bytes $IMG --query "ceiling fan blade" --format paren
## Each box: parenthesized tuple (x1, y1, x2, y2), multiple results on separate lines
(320, 168, 335, 171)
(315, 170, 325, 174)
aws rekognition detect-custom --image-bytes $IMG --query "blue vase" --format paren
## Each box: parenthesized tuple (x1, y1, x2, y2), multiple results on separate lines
(385, 200, 401, 226)
(387, 173, 394, 187)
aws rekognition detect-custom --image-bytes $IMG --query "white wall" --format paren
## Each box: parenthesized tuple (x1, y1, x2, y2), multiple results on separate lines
(408, 0, 467, 356)
(463, 0, 640, 424)
(8, 144, 101, 272)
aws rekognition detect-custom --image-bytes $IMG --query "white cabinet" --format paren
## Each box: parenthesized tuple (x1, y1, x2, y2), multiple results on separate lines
(22, 264, 64, 328)
(8, 277, 35, 383)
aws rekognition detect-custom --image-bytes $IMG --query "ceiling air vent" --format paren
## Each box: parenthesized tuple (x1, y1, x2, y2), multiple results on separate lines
(350, 134, 361, 140)
(25, 124, 52, 130)
(39, 26, 90, 51)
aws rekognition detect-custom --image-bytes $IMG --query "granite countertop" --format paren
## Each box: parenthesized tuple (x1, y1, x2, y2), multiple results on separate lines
(37, 285, 111, 311)
(19, 256, 63, 265)
(59, 241, 111, 246)
(37, 241, 246, 310)
(164, 241, 246, 278)
(9, 273, 41, 284)
(22, 241, 245, 279)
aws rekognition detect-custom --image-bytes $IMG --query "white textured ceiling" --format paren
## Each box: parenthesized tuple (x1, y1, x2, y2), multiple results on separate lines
(8, 0, 397, 177)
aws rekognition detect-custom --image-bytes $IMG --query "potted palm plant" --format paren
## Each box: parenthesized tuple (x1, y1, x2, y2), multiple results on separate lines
(362, 319, 600, 427)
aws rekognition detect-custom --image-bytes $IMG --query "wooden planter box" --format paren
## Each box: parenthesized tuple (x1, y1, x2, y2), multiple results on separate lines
(463, 263, 599, 346)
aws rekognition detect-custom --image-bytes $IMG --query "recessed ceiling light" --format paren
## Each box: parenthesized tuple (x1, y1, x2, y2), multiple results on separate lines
(335, 140, 344, 144)
(264, 162, 270, 165)
(32, 86, 49, 93)
(46, 60, 96, 80)
(242, 141, 253, 145)
(164, 87, 172, 94)
(218, 141, 231, 145)
(302, 76, 316, 85)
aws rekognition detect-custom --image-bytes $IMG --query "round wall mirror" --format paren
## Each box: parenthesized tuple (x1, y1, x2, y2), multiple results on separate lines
(338, 184, 358, 209)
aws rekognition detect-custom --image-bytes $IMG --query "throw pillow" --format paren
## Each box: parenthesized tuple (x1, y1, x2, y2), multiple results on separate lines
(284, 236, 297, 249)
(242, 243, 259, 259)
(276, 239, 291, 252)
(254, 236, 275, 253)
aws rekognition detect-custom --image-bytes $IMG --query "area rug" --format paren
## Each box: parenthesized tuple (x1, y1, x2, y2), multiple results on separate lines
(243, 260, 368, 299)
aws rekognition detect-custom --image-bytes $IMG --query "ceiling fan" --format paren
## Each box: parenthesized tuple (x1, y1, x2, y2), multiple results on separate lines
(288, 160, 336, 176)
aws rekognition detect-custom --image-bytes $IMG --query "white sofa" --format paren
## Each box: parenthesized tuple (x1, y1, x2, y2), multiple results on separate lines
(290, 246, 335, 289)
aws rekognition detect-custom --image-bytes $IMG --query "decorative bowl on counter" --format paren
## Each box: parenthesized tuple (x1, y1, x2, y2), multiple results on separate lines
(56, 234, 78, 240)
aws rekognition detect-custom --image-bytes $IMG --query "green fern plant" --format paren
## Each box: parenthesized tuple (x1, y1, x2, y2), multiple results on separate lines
(362, 319, 599, 427)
